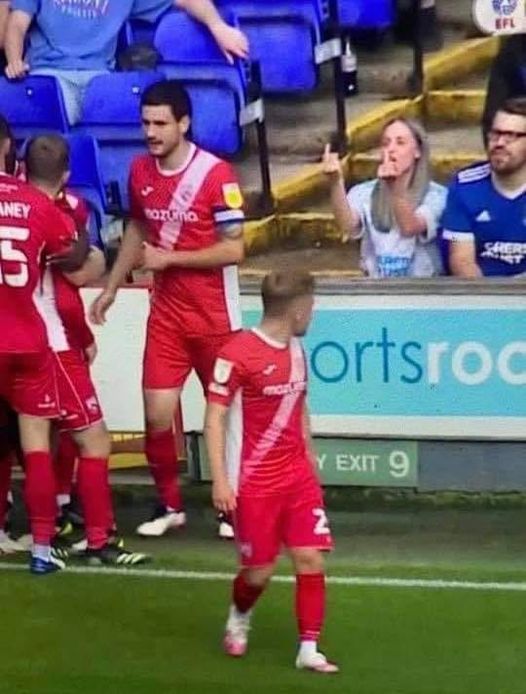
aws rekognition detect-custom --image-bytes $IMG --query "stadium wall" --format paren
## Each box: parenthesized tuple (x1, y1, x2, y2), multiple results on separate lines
(81, 281, 526, 491)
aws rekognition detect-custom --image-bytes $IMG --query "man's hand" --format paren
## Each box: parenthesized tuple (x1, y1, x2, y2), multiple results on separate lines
(89, 289, 116, 325)
(212, 479, 237, 514)
(210, 21, 249, 63)
(84, 342, 98, 366)
(141, 242, 173, 272)
(5, 58, 29, 80)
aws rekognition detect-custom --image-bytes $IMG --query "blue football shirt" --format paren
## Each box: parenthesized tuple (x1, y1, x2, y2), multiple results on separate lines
(442, 161, 526, 277)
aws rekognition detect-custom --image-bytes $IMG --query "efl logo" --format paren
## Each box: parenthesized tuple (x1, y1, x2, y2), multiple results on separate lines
(473, 0, 525, 34)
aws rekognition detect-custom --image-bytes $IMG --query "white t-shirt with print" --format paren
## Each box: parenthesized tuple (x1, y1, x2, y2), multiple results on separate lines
(347, 179, 447, 278)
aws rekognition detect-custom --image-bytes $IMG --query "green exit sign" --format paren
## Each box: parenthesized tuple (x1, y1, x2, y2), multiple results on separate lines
(197, 437, 418, 488)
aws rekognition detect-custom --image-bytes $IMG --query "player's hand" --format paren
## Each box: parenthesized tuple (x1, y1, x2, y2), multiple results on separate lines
(84, 342, 98, 365)
(141, 242, 173, 272)
(212, 480, 237, 514)
(210, 21, 249, 63)
(322, 144, 343, 183)
(5, 59, 29, 80)
(89, 290, 115, 325)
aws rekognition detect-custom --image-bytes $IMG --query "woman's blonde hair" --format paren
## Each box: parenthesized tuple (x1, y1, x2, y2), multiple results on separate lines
(370, 118, 431, 233)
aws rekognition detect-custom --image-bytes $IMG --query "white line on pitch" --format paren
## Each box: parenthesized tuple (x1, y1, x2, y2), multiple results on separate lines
(1, 562, 526, 592)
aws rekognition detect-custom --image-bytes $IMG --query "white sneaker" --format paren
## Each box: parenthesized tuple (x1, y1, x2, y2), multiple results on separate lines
(71, 537, 88, 554)
(136, 507, 186, 537)
(223, 604, 251, 657)
(295, 650, 339, 674)
(15, 534, 33, 551)
(218, 520, 235, 540)
(0, 532, 27, 555)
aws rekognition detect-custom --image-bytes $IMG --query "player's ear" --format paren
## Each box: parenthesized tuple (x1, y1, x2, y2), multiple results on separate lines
(0, 137, 13, 174)
(61, 170, 71, 188)
(179, 115, 191, 136)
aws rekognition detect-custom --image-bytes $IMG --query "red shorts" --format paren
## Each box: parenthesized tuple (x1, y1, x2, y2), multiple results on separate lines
(0, 350, 59, 418)
(54, 350, 103, 432)
(143, 327, 236, 391)
(234, 481, 334, 568)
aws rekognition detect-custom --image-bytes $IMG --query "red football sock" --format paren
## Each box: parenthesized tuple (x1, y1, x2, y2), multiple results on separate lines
(77, 457, 111, 550)
(233, 572, 265, 614)
(54, 432, 77, 497)
(0, 453, 12, 529)
(295, 573, 326, 642)
(24, 451, 56, 545)
(145, 429, 181, 511)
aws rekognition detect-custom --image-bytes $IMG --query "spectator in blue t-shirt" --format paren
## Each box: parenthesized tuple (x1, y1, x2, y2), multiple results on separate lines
(4, 0, 248, 124)
(442, 98, 526, 278)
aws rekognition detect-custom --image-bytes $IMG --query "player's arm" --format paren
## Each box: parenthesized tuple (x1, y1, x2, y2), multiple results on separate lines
(204, 401, 237, 513)
(89, 220, 146, 324)
(302, 402, 318, 475)
(64, 247, 106, 287)
(205, 352, 245, 512)
(448, 237, 482, 278)
(42, 204, 90, 272)
(174, 0, 248, 62)
(5, 9, 31, 79)
(142, 222, 244, 271)
(48, 226, 91, 273)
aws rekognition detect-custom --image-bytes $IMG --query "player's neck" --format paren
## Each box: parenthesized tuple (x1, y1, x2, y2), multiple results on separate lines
(29, 179, 60, 199)
(257, 319, 293, 347)
(156, 140, 193, 173)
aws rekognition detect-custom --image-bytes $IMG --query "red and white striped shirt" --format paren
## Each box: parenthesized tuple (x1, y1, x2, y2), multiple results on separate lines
(129, 144, 245, 337)
(208, 329, 315, 496)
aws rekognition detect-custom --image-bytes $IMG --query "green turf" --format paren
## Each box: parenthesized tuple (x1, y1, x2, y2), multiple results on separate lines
(1, 571, 526, 694)
(4, 504, 526, 692)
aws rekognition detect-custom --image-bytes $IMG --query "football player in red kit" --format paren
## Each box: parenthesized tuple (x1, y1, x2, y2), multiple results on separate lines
(90, 80, 245, 538)
(204, 271, 338, 674)
(0, 117, 89, 574)
(25, 135, 147, 566)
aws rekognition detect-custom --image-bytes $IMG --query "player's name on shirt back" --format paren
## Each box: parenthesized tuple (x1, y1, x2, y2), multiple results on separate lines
(0, 201, 31, 219)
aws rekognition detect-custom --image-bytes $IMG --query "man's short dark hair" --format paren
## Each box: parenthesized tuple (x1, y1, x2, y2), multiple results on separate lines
(0, 113, 16, 175)
(499, 97, 526, 119)
(25, 134, 70, 186)
(141, 79, 192, 121)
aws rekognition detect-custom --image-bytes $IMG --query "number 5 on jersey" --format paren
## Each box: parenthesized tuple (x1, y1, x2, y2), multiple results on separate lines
(0, 226, 29, 287)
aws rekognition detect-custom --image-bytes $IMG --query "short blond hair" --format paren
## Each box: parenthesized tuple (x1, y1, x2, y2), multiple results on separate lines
(261, 271, 315, 317)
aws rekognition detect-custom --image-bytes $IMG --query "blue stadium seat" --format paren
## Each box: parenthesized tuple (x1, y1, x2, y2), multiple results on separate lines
(337, 0, 394, 29)
(74, 71, 164, 212)
(155, 11, 249, 155)
(215, 1, 326, 92)
(67, 134, 108, 230)
(0, 76, 68, 139)
(155, 10, 248, 98)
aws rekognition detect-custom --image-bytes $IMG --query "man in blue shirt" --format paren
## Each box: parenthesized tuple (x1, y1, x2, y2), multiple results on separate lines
(442, 97, 526, 278)
(4, 0, 248, 123)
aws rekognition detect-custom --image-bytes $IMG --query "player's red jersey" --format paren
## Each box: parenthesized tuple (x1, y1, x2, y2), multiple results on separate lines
(208, 329, 316, 496)
(0, 175, 74, 353)
(129, 144, 245, 336)
(52, 193, 94, 351)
